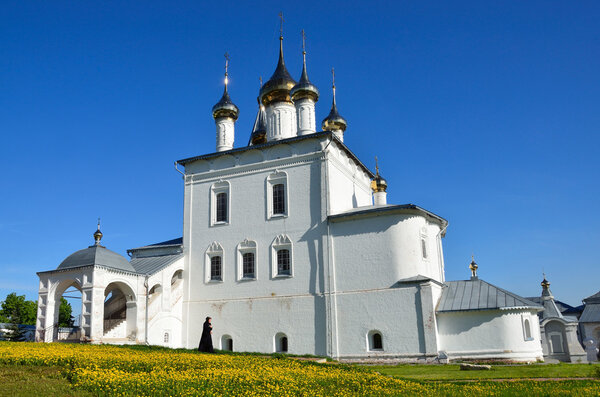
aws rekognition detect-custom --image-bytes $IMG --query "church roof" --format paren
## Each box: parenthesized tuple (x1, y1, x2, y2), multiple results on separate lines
(328, 204, 448, 229)
(176, 131, 375, 179)
(579, 303, 600, 323)
(437, 279, 542, 313)
(584, 290, 600, 304)
(525, 296, 583, 316)
(57, 245, 135, 273)
(130, 253, 183, 275)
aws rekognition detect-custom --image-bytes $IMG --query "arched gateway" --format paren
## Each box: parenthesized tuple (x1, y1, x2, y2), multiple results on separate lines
(36, 224, 184, 345)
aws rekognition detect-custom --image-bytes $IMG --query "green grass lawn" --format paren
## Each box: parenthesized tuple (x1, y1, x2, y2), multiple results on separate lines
(369, 363, 600, 380)
(0, 364, 92, 397)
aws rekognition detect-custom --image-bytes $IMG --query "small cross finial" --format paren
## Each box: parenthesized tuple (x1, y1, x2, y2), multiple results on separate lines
(302, 29, 306, 54)
(259, 76, 263, 87)
(279, 11, 284, 38)
(375, 156, 379, 176)
(472, 253, 474, 262)
(331, 67, 336, 88)
(224, 52, 230, 87)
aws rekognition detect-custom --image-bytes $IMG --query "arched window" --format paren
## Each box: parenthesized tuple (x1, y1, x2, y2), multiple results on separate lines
(205, 242, 224, 283)
(368, 331, 384, 351)
(275, 332, 288, 353)
(524, 319, 532, 340)
(211, 181, 230, 226)
(272, 235, 293, 278)
(222, 335, 233, 351)
(171, 270, 183, 286)
(211, 256, 222, 281)
(267, 172, 288, 219)
(237, 239, 257, 281)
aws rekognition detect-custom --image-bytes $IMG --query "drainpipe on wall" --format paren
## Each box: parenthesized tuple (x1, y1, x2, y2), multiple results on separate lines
(144, 275, 149, 345)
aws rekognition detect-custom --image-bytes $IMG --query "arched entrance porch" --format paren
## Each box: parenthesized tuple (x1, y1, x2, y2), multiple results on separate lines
(103, 281, 137, 341)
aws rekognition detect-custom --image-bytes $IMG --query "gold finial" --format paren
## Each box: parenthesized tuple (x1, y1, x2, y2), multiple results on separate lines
(93, 218, 103, 246)
(469, 255, 478, 279)
(541, 273, 550, 289)
(259, 76, 263, 88)
(279, 11, 284, 38)
(375, 156, 380, 176)
(331, 67, 337, 105)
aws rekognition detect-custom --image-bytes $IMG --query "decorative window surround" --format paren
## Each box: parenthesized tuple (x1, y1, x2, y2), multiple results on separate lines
(271, 235, 293, 278)
(266, 171, 288, 219)
(237, 239, 257, 281)
(523, 316, 534, 341)
(205, 242, 224, 283)
(210, 181, 230, 226)
(368, 330, 384, 351)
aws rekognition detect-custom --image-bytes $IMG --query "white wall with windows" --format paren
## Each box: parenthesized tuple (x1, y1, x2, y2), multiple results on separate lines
(436, 310, 543, 362)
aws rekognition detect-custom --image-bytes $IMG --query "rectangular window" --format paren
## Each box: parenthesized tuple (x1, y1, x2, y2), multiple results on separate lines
(216, 192, 228, 223)
(273, 184, 286, 215)
(210, 256, 222, 281)
(242, 252, 255, 278)
(277, 249, 290, 276)
(421, 238, 428, 259)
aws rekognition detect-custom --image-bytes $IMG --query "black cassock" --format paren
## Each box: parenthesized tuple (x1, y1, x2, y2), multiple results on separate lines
(198, 320, 214, 353)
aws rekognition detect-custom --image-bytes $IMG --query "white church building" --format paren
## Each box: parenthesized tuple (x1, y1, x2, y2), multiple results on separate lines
(36, 31, 549, 362)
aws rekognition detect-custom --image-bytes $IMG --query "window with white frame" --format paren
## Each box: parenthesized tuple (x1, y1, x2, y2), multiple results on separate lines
(205, 242, 224, 283)
(211, 181, 230, 226)
(420, 226, 428, 260)
(237, 239, 257, 280)
(267, 171, 288, 219)
(271, 234, 293, 277)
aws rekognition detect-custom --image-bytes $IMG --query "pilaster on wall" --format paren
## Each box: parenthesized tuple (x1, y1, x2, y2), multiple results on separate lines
(418, 282, 439, 355)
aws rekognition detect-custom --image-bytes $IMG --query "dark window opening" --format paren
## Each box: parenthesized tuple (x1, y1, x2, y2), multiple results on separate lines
(216, 192, 228, 222)
(281, 336, 288, 352)
(273, 184, 286, 215)
(277, 249, 290, 276)
(243, 252, 255, 278)
(372, 333, 383, 350)
(211, 256, 222, 281)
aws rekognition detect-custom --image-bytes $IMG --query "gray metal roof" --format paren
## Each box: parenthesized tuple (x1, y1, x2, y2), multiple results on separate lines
(525, 297, 581, 315)
(437, 279, 542, 313)
(57, 245, 135, 273)
(584, 291, 600, 304)
(130, 253, 183, 275)
(329, 204, 448, 229)
(580, 304, 600, 323)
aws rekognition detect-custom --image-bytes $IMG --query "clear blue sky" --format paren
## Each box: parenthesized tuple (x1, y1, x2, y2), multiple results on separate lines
(1, 1, 598, 309)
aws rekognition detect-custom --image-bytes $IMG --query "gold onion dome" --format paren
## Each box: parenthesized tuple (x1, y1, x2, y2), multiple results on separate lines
(322, 68, 347, 132)
(93, 219, 103, 246)
(290, 31, 319, 102)
(212, 54, 239, 120)
(370, 158, 387, 192)
(260, 35, 297, 106)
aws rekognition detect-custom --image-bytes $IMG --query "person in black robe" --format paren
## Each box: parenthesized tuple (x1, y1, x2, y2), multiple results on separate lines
(198, 316, 214, 353)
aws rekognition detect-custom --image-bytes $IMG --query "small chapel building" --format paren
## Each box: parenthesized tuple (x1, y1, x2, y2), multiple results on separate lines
(36, 29, 547, 362)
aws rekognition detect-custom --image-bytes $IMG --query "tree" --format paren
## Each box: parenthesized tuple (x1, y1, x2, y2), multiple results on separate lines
(0, 293, 37, 325)
(58, 297, 74, 328)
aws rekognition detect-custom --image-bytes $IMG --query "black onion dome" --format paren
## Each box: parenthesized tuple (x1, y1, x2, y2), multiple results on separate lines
(249, 100, 267, 145)
(370, 173, 388, 193)
(322, 97, 347, 132)
(260, 37, 297, 106)
(291, 56, 319, 102)
(212, 86, 239, 120)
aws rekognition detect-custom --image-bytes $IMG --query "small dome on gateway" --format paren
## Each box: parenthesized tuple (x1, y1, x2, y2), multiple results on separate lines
(57, 223, 134, 273)
(212, 53, 239, 121)
(322, 68, 347, 133)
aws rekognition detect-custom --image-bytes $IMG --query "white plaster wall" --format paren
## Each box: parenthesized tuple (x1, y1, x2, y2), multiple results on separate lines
(325, 142, 372, 214)
(266, 102, 297, 141)
(331, 214, 444, 292)
(436, 310, 543, 361)
(182, 146, 328, 348)
(187, 296, 327, 355)
(334, 285, 439, 359)
(216, 117, 235, 152)
(295, 98, 316, 135)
